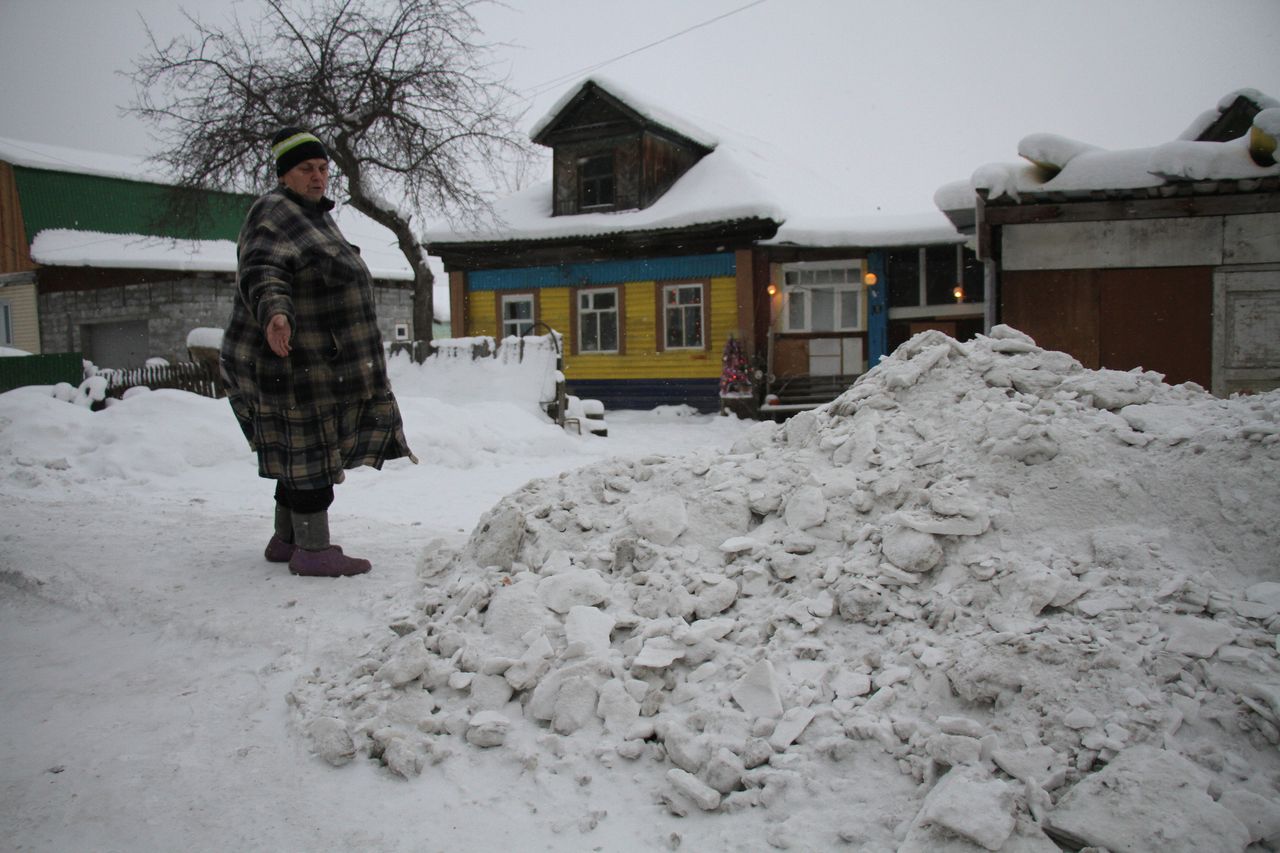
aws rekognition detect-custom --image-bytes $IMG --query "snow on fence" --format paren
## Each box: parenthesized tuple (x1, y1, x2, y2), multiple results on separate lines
(102, 361, 222, 400)
(387, 332, 566, 420)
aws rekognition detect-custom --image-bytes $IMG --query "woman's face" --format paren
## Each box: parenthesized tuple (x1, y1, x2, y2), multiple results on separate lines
(280, 157, 330, 202)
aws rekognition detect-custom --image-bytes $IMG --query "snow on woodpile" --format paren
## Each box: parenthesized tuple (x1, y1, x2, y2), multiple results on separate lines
(288, 326, 1280, 852)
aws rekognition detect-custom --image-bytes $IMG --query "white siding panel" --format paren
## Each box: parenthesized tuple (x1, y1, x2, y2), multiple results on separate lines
(1223, 213, 1280, 265)
(1213, 265, 1280, 396)
(1002, 218, 1224, 271)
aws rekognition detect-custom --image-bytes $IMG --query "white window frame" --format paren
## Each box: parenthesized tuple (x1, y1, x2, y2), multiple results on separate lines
(577, 287, 619, 354)
(500, 293, 536, 339)
(0, 300, 12, 346)
(662, 282, 705, 350)
(780, 261, 865, 333)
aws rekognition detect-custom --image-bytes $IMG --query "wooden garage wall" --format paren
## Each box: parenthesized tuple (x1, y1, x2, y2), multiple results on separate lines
(1002, 266, 1212, 387)
(0, 162, 35, 274)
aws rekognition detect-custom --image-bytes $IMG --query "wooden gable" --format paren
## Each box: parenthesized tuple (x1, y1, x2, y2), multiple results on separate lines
(532, 81, 713, 217)
(533, 86, 646, 147)
(1195, 93, 1264, 143)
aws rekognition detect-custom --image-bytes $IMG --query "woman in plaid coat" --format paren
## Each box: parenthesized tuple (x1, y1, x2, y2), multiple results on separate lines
(220, 127, 416, 577)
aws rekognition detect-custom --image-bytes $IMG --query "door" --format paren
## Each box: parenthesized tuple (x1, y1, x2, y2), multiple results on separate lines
(1214, 265, 1280, 395)
(81, 319, 149, 369)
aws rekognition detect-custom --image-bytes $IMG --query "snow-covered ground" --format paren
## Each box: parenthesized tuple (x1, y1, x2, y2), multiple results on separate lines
(2, 330, 1280, 852)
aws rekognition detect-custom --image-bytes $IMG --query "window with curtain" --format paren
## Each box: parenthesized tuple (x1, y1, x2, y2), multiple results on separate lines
(663, 283, 704, 349)
(578, 288, 619, 352)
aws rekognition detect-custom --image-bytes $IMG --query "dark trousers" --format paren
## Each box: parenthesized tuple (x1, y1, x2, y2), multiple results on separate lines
(274, 482, 335, 514)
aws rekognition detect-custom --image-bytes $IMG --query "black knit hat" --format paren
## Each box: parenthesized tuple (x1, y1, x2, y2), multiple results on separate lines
(271, 127, 328, 176)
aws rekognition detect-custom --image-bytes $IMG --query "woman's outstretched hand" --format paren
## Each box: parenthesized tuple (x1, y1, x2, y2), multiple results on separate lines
(266, 313, 292, 357)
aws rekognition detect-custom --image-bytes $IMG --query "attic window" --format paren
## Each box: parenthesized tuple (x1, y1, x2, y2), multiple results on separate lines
(578, 153, 615, 210)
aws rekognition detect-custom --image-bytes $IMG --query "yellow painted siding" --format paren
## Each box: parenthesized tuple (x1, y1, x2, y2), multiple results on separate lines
(0, 282, 40, 353)
(465, 276, 739, 382)
(564, 275, 735, 380)
(534, 287, 570, 348)
(466, 290, 496, 337)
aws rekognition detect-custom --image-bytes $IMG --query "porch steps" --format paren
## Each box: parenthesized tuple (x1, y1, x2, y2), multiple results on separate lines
(761, 374, 859, 418)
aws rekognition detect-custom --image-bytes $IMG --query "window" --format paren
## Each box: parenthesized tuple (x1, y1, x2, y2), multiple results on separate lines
(501, 294, 535, 338)
(579, 153, 615, 210)
(578, 288, 619, 353)
(663, 283, 704, 349)
(960, 247, 984, 304)
(887, 250, 921, 307)
(0, 301, 11, 346)
(781, 262, 863, 332)
(887, 246, 985, 309)
(925, 245, 960, 305)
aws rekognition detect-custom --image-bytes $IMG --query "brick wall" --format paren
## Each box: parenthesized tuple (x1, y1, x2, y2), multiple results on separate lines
(39, 275, 417, 367)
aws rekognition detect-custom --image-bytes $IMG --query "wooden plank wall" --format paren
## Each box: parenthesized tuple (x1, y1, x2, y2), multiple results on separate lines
(1002, 270, 1101, 368)
(0, 161, 36, 274)
(1099, 267, 1211, 388)
(1001, 266, 1212, 386)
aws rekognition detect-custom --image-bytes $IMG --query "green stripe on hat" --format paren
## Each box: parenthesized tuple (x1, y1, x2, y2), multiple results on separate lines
(271, 132, 323, 160)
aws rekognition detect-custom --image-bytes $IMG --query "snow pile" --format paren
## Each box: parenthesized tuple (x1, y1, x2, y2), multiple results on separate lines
(288, 326, 1280, 851)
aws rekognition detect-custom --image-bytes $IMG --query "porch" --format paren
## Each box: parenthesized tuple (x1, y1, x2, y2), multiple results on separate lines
(760, 331, 866, 418)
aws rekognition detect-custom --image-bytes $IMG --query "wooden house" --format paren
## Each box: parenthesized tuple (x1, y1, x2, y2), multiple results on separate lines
(0, 138, 418, 368)
(427, 78, 970, 415)
(938, 89, 1280, 396)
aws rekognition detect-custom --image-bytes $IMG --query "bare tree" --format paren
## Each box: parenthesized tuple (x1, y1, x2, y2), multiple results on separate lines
(130, 0, 530, 344)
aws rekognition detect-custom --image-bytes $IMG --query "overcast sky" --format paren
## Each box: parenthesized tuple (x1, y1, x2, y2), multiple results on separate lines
(2, 0, 1279, 216)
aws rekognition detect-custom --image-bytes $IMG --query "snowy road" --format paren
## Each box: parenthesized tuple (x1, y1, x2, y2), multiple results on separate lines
(0, 391, 759, 852)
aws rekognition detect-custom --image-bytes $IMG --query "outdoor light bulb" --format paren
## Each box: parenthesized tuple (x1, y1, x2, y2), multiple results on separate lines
(863, 272, 878, 286)
(767, 284, 778, 296)
(953, 285, 964, 301)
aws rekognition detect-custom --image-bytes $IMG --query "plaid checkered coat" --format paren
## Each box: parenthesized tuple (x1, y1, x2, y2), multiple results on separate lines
(220, 185, 415, 489)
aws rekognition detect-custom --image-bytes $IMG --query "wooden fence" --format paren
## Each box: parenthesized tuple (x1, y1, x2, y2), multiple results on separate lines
(102, 361, 222, 400)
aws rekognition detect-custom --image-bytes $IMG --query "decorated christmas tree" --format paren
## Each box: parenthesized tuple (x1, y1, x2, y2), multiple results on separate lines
(718, 336, 753, 398)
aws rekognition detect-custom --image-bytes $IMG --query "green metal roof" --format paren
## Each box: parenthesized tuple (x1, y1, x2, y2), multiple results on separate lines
(12, 166, 253, 241)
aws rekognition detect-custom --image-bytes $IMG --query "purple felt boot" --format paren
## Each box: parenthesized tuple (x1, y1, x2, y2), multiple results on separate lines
(288, 546, 371, 578)
(264, 534, 295, 562)
(288, 510, 370, 578)
(265, 503, 295, 562)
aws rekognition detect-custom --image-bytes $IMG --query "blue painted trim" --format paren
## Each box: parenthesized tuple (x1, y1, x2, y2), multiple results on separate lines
(867, 251, 889, 366)
(470, 253, 736, 291)
(566, 378, 721, 413)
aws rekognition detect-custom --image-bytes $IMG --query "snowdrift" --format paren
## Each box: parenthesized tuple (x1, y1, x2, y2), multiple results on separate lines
(289, 327, 1280, 852)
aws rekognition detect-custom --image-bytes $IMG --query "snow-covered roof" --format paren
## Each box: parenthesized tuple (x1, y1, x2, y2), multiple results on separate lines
(0, 135, 174, 184)
(965, 89, 1280, 203)
(2, 136, 414, 280)
(28, 207, 415, 281)
(529, 76, 720, 150)
(427, 77, 961, 251)
(765, 212, 962, 249)
(31, 230, 237, 273)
